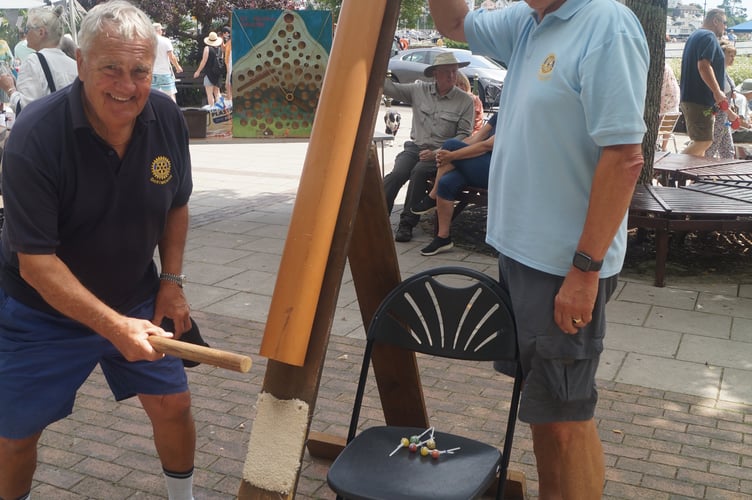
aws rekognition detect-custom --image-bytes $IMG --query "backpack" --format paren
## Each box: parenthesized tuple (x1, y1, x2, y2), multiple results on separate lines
(215, 46, 226, 73)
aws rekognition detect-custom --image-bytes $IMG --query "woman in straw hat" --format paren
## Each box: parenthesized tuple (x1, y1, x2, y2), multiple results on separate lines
(193, 31, 223, 107)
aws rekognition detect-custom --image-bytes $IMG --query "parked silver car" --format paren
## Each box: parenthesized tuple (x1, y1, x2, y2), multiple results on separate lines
(387, 47, 505, 109)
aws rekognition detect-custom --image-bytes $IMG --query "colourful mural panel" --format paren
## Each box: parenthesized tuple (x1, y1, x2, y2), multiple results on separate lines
(231, 9, 333, 138)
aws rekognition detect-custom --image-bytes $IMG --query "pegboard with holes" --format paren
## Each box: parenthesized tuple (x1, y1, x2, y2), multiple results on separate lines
(231, 9, 333, 138)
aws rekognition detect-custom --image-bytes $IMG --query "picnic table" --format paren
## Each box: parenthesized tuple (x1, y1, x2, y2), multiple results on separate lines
(629, 153, 752, 286)
(653, 151, 752, 186)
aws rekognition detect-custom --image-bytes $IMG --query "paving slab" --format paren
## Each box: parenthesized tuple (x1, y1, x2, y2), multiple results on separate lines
(615, 353, 721, 399)
(617, 281, 699, 310)
(645, 306, 733, 339)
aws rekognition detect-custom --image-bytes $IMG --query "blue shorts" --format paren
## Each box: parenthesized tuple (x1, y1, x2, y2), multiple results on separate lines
(152, 73, 177, 95)
(0, 289, 188, 439)
(498, 255, 617, 424)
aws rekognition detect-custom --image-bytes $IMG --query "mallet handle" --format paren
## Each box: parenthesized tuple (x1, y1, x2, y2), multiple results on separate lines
(148, 336, 252, 373)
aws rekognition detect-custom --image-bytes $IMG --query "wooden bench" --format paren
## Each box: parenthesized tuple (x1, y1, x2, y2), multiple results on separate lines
(627, 184, 752, 287)
(175, 65, 203, 92)
(175, 65, 212, 108)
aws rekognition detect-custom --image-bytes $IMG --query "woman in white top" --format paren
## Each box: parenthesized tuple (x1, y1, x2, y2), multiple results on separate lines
(0, 6, 78, 113)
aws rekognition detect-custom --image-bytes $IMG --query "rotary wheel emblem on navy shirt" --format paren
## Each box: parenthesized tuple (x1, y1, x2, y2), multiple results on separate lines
(150, 156, 173, 185)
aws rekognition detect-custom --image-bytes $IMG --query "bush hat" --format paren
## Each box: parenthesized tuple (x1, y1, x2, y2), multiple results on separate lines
(204, 32, 223, 47)
(424, 51, 470, 77)
(737, 79, 752, 93)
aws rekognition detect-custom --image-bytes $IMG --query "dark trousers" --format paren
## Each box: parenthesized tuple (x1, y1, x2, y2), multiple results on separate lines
(383, 141, 437, 228)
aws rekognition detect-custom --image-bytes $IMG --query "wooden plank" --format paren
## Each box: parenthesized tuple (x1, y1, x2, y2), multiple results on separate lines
(238, 1, 396, 498)
(259, 1, 388, 367)
(306, 431, 346, 460)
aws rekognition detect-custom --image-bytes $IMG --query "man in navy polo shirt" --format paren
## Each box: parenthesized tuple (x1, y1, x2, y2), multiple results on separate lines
(0, 2, 196, 499)
(680, 9, 736, 157)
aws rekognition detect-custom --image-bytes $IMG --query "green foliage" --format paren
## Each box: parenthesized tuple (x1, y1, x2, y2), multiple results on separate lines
(669, 55, 752, 85)
(399, 0, 426, 28)
(309, 0, 425, 27)
(443, 39, 469, 50)
(728, 55, 752, 84)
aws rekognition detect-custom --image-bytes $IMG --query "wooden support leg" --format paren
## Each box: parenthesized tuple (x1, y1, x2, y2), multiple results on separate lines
(654, 227, 669, 287)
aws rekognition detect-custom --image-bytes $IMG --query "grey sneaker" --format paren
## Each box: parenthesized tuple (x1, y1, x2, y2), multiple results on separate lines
(420, 236, 453, 256)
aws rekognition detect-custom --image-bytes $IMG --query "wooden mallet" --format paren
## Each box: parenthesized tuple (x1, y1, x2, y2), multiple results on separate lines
(148, 336, 252, 373)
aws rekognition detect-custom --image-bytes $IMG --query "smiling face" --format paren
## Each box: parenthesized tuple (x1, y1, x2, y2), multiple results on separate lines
(76, 28, 156, 135)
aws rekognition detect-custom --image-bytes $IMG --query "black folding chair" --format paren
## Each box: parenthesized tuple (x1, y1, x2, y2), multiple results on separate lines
(327, 266, 523, 500)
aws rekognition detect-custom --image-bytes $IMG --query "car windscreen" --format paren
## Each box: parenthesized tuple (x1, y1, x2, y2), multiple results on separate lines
(451, 51, 505, 70)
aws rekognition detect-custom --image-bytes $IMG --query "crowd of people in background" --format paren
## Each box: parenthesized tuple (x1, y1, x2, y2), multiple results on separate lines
(0, 9, 234, 113)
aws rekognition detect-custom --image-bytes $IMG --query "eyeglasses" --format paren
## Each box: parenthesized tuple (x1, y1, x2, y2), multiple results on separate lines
(23, 25, 40, 34)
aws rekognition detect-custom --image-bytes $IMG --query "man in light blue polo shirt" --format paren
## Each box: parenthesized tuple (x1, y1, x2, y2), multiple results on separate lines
(429, 0, 648, 498)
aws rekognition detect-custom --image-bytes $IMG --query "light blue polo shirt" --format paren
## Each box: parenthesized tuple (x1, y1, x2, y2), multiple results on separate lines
(465, 0, 648, 277)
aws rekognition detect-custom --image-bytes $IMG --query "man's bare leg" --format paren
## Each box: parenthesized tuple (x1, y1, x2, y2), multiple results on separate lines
(0, 432, 42, 499)
(531, 419, 604, 500)
(139, 392, 195, 472)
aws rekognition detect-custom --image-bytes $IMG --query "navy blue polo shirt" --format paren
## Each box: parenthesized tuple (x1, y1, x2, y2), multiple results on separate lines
(680, 29, 725, 107)
(0, 79, 192, 314)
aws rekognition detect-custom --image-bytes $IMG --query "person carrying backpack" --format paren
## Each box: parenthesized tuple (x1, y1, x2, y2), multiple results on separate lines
(193, 31, 223, 107)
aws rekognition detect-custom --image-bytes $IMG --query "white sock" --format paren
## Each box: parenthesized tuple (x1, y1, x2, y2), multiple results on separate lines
(163, 468, 194, 500)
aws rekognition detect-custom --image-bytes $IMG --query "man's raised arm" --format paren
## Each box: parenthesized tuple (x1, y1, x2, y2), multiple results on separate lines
(428, 1, 470, 42)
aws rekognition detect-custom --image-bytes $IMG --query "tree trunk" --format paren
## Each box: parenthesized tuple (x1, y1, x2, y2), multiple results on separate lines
(626, 0, 668, 184)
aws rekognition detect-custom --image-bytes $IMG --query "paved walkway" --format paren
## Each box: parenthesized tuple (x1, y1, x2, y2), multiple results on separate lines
(32, 105, 752, 499)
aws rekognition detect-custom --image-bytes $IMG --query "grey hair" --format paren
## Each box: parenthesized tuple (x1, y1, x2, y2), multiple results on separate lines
(77, 0, 157, 56)
(27, 5, 66, 46)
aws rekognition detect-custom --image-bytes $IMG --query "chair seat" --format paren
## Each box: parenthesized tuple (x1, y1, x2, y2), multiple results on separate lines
(327, 426, 501, 500)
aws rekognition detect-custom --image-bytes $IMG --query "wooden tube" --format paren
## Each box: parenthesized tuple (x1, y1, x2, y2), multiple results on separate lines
(148, 336, 252, 373)
(260, 1, 387, 366)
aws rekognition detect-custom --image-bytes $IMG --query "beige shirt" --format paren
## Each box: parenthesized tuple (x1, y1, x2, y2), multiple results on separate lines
(384, 79, 474, 149)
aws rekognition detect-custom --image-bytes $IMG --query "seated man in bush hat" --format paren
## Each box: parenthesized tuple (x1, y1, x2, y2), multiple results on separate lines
(382, 51, 475, 242)
(735, 79, 752, 121)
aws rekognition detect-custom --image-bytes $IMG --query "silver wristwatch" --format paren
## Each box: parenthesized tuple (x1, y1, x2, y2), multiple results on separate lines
(159, 272, 187, 287)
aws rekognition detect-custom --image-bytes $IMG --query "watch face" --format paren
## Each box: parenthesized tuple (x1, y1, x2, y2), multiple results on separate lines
(573, 252, 592, 271)
(573, 251, 602, 272)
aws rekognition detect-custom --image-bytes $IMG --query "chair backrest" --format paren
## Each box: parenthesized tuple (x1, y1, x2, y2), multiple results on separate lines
(342, 267, 522, 499)
(367, 266, 517, 362)
(658, 112, 682, 135)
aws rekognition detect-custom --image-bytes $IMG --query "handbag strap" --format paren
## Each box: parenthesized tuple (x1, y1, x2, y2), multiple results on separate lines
(36, 52, 56, 93)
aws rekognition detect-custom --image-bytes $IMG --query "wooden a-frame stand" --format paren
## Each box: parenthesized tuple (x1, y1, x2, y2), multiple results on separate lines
(238, 1, 526, 498)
